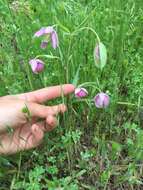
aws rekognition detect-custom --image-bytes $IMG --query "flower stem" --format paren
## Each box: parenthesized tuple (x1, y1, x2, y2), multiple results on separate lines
(35, 54, 60, 60)
(117, 101, 136, 106)
(78, 82, 101, 91)
(73, 27, 100, 42)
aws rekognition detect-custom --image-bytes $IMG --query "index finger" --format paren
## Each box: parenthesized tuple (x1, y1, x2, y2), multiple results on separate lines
(17, 84, 75, 103)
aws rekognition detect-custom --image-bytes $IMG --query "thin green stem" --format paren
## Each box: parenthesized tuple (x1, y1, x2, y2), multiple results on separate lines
(76, 7, 96, 29)
(66, 35, 73, 83)
(73, 27, 100, 42)
(117, 102, 136, 106)
(78, 82, 101, 91)
(35, 54, 60, 60)
(5, 0, 34, 90)
(58, 46, 65, 67)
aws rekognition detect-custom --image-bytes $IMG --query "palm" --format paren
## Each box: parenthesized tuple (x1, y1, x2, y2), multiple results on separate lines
(0, 84, 74, 155)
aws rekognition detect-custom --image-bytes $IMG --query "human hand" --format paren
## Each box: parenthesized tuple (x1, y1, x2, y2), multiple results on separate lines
(0, 84, 75, 155)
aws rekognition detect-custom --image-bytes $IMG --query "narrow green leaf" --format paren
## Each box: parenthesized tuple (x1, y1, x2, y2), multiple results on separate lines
(72, 64, 81, 86)
(22, 104, 31, 120)
(36, 54, 59, 60)
(76, 169, 87, 178)
(55, 17, 70, 33)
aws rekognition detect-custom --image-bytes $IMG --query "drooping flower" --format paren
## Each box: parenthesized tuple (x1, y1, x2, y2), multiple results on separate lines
(34, 26, 59, 49)
(34, 27, 52, 37)
(29, 59, 44, 74)
(94, 42, 107, 70)
(94, 92, 110, 108)
(75, 88, 88, 98)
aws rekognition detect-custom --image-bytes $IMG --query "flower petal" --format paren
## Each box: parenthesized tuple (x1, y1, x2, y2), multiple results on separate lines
(34, 27, 46, 37)
(51, 31, 59, 49)
(75, 88, 88, 98)
(40, 41, 48, 49)
(36, 62, 44, 73)
(44, 26, 54, 34)
(34, 26, 59, 49)
(29, 59, 44, 74)
(94, 92, 110, 108)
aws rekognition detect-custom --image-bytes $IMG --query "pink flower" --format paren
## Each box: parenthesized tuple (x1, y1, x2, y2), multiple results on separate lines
(40, 40, 48, 49)
(29, 59, 44, 74)
(75, 88, 88, 98)
(94, 42, 107, 70)
(34, 26, 59, 49)
(94, 92, 110, 108)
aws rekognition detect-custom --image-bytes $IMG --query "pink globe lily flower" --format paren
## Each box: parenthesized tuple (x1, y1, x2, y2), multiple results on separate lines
(75, 88, 88, 98)
(29, 59, 44, 74)
(94, 92, 110, 108)
(34, 26, 59, 49)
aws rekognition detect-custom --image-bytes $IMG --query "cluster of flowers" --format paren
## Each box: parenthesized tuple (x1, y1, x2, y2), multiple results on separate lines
(75, 88, 110, 108)
(29, 26, 59, 74)
(29, 26, 110, 109)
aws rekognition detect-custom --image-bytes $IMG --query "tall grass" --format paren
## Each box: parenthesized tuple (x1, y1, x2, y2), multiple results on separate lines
(0, 0, 143, 189)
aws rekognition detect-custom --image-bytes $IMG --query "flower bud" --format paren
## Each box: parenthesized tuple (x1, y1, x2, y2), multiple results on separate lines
(94, 92, 110, 108)
(94, 44, 100, 60)
(94, 42, 107, 70)
(29, 59, 44, 74)
(75, 88, 88, 98)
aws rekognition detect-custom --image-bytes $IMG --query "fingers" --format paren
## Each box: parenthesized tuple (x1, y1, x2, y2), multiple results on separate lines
(0, 124, 44, 155)
(45, 115, 58, 131)
(17, 84, 75, 103)
(35, 115, 58, 131)
(27, 103, 67, 118)
(15, 124, 44, 151)
(25, 118, 58, 150)
(0, 116, 58, 155)
(30, 124, 44, 147)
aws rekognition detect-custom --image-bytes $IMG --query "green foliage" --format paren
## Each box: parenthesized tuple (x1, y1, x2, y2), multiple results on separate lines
(0, 0, 143, 189)
(13, 166, 45, 190)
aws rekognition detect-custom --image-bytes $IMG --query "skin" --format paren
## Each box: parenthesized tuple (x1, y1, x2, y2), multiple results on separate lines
(0, 84, 75, 155)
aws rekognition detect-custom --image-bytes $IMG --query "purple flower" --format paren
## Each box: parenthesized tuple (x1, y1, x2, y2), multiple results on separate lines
(94, 92, 110, 108)
(34, 27, 53, 37)
(40, 40, 48, 49)
(29, 59, 44, 74)
(51, 31, 59, 49)
(75, 88, 88, 98)
(34, 26, 59, 49)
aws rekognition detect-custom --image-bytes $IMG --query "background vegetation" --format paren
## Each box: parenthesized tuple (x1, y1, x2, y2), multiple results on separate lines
(0, 0, 143, 189)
